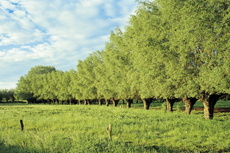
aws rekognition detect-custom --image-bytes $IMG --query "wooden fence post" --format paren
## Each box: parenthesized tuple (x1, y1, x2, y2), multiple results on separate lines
(20, 120, 24, 131)
(107, 124, 112, 140)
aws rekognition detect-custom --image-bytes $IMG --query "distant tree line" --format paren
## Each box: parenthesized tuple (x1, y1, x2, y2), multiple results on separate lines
(0, 89, 15, 102)
(15, 0, 230, 119)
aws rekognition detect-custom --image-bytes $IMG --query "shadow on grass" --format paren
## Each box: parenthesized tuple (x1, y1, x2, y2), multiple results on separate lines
(0, 140, 40, 153)
(91, 138, 182, 153)
(0, 101, 27, 106)
(0, 101, 27, 104)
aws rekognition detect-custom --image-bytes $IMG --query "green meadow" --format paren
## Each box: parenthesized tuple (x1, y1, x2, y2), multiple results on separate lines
(0, 102, 230, 153)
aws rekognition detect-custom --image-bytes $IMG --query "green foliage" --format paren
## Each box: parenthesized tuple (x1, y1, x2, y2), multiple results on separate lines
(56, 71, 73, 104)
(76, 57, 97, 100)
(124, 2, 166, 99)
(14, 76, 34, 102)
(15, 66, 56, 103)
(91, 51, 106, 100)
(13, 0, 230, 118)
(0, 89, 15, 102)
(0, 91, 2, 102)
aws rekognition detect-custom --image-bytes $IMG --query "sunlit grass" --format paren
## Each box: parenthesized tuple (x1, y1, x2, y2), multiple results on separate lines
(0, 104, 230, 152)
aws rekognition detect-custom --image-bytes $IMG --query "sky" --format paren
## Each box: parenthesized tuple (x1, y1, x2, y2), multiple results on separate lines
(0, 0, 138, 89)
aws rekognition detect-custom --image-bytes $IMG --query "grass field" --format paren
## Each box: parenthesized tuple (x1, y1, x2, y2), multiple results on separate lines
(0, 101, 230, 152)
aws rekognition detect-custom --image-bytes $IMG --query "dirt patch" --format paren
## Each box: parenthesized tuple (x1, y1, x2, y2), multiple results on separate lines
(191, 108, 230, 113)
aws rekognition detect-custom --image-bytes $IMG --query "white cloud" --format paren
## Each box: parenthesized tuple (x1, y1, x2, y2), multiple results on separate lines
(0, 82, 17, 89)
(0, 51, 5, 56)
(0, 30, 45, 46)
(13, 9, 26, 17)
(0, 0, 138, 89)
(0, 0, 16, 10)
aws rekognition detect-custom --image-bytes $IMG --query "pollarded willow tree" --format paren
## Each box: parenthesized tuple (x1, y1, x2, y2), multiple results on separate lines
(68, 69, 78, 105)
(156, 0, 230, 119)
(89, 51, 106, 106)
(15, 66, 56, 103)
(92, 50, 115, 106)
(96, 44, 120, 107)
(28, 66, 56, 96)
(101, 28, 137, 108)
(34, 73, 48, 102)
(71, 69, 83, 105)
(45, 71, 63, 104)
(121, 1, 174, 110)
(57, 71, 74, 105)
(13, 0, 230, 120)
(76, 57, 97, 105)
(15, 76, 35, 103)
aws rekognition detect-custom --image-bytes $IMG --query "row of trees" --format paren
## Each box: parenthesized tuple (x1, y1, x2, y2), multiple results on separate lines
(0, 89, 15, 102)
(15, 0, 230, 119)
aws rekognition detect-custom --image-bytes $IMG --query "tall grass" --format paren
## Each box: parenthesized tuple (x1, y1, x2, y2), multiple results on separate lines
(0, 104, 230, 152)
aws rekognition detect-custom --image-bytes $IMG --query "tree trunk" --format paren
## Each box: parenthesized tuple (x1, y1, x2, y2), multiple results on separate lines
(55, 99, 58, 105)
(98, 99, 102, 106)
(111, 98, 119, 107)
(69, 99, 72, 105)
(87, 100, 92, 105)
(126, 99, 133, 108)
(84, 99, 87, 105)
(142, 98, 153, 110)
(105, 99, 110, 106)
(199, 94, 220, 119)
(166, 98, 177, 112)
(122, 100, 124, 104)
(183, 97, 197, 114)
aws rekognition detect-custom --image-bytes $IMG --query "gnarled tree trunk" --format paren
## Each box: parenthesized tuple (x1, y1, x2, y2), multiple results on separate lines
(98, 99, 102, 106)
(166, 98, 178, 112)
(105, 99, 110, 106)
(78, 100, 81, 105)
(69, 99, 72, 105)
(84, 99, 87, 105)
(142, 98, 153, 110)
(199, 94, 221, 119)
(126, 99, 133, 108)
(55, 99, 59, 105)
(183, 97, 197, 114)
(87, 100, 92, 105)
(111, 98, 119, 107)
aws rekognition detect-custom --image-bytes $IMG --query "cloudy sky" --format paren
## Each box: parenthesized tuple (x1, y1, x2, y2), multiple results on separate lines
(0, 0, 138, 89)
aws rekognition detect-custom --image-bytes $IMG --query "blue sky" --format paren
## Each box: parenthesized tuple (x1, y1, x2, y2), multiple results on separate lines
(0, 0, 138, 89)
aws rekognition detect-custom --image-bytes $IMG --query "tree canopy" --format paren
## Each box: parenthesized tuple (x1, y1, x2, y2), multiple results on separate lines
(14, 0, 230, 119)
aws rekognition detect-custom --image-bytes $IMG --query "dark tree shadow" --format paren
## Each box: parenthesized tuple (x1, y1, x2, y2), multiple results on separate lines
(0, 140, 40, 153)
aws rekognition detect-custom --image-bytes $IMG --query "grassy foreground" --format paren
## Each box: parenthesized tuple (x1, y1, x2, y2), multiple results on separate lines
(0, 104, 230, 153)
